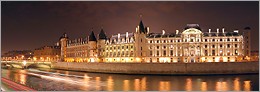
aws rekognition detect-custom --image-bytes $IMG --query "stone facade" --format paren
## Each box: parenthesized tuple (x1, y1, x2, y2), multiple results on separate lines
(34, 46, 60, 61)
(59, 20, 251, 63)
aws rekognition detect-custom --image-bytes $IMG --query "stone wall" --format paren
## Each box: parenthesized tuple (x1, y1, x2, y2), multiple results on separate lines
(52, 61, 259, 75)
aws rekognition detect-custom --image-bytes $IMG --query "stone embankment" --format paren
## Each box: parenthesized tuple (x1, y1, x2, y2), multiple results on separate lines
(52, 61, 259, 75)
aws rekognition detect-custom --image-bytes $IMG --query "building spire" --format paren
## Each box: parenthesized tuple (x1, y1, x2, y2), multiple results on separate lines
(139, 13, 143, 20)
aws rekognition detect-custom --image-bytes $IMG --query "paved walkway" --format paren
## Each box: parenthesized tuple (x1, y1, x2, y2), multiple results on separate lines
(1, 77, 36, 91)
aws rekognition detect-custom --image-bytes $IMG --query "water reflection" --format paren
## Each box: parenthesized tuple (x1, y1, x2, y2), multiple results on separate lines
(95, 77, 101, 91)
(134, 79, 140, 91)
(141, 77, 147, 91)
(201, 82, 207, 91)
(80, 74, 90, 90)
(186, 78, 192, 91)
(123, 80, 130, 91)
(234, 77, 240, 91)
(19, 70, 27, 84)
(107, 76, 114, 91)
(1, 69, 258, 91)
(244, 81, 251, 91)
(159, 81, 170, 91)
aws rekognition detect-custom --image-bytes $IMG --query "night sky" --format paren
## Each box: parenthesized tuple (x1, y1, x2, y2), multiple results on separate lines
(1, 1, 259, 54)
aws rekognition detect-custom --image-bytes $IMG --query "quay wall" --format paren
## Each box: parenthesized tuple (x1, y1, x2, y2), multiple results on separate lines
(52, 61, 259, 75)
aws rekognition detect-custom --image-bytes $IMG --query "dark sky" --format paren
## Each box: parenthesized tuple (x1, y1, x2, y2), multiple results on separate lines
(1, 1, 259, 53)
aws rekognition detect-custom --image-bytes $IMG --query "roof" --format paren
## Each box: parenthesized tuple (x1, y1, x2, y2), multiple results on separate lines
(184, 24, 201, 30)
(99, 29, 107, 40)
(89, 31, 97, 41)
(203, 32, 242, 37)
(139, 20, 147, 34)
(146, 33, 181, 38)
(59, 33, 68, 40)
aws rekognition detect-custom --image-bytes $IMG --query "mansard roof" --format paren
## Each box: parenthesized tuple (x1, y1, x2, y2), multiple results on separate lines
(146, 33, 181, 38)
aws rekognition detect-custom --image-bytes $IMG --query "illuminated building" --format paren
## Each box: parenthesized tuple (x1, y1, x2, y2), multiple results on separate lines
(60, 19, 251, 63)
(1, 50, 33, 61)
(34, 46, 61, 61)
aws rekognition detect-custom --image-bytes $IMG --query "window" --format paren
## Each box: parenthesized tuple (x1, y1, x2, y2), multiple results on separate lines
(141, 39, 142, 42)
(235, 38, 237, 41)
(220, 44, 222, 48)
(150, 58, 152, 62)
(205, 50, 208, 56)
(212, 39, 215, 41)
(157, 58, 159, 62)
(212, 45, 215, 48)
(163, 46, 166, 49)
(163, 50, 166, 56)
(212, 50, 215, 56)
(170, 50, 173, 56)
(220, 39, 222, 41)
(122, 46, 124, 49)
(190, 39, 193, 42)
(157, 46, 159, 49)
(150, 51, 153, 56)
(131, 46, 133, 49)
(227, 44, 230, 48)
(157, 51, 159, 56)
(205, 39, 207, 42)
(235, 49, 238, 55)
(205, 45, 207, 48)
(227, 38, 230, 41)
(235, 44, 237, 47)
(126, 46, 128, 49)
(171, 58, 173, 62)
(141, 47, 142, 50)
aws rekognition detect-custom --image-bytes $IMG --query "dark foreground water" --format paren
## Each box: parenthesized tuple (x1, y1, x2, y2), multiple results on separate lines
(1, 68, 259, 91)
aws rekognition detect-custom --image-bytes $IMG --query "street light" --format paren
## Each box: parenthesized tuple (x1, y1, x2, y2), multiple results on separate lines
(22, 60, 27, 66)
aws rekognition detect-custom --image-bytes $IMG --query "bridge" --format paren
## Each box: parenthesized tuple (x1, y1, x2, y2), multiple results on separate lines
(1, 60, 53, 69)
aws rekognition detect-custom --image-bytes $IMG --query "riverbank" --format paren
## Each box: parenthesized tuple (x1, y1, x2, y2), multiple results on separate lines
(52, 61, 259, 75)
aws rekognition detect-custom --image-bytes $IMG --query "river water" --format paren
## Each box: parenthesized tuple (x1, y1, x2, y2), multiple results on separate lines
(1, 68, 259, 91)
